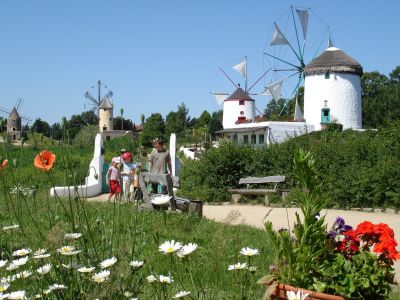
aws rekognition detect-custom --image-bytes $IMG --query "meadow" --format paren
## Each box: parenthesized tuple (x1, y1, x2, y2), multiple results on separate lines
(0, 140, 271, 299)
(1, 136, 400, 299)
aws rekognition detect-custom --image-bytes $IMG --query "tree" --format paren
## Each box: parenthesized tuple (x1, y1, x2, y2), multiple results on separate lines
(74, 125, 99, 148)
(32, 118, 51, 137)
(113, 117, 134, 131)
(197, 111, 211, 129)
(81, 110, 99, 125)
(51, 123, 62, 140)
(265, 87, 304, 121)
(209, 110, 223, 135)
(361, 68, 400, 128)
(141, 113, 165, 147)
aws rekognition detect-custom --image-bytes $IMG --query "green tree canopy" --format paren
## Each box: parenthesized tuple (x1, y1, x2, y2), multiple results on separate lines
(141, 113, 165, 147)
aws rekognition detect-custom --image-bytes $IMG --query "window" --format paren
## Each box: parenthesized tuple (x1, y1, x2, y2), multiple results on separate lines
(12, 127, 15, 131)
(233, 134, 238, 143)
(251, 134, 256, 144)
(239, 100, 245, 105)
(323, 110, 329, 117)
(103, 126, 107, 131)
(237, 116, 246, 122)
(243, 135, 249, 144)
(13, 119, 16, 123)
(325, 72, 330, 79)
(259, 134, 264, 144)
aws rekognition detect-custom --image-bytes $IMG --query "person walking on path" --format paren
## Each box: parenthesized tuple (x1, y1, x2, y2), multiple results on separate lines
(106, 157, 121, 202)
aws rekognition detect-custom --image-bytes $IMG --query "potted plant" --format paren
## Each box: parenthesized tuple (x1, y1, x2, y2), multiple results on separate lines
(259, 149, 400, 299)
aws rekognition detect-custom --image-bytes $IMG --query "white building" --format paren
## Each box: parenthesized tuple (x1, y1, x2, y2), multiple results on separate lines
(304, 47, 363, 130)
(217, 47, 362, 145)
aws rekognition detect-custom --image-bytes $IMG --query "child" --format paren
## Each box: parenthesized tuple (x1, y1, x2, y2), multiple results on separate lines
(106, 157, 120, 202)
(129, 166, 140, 203)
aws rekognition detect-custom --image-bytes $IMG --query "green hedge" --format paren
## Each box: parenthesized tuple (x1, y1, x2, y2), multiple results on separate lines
(179, 122, 400, 209)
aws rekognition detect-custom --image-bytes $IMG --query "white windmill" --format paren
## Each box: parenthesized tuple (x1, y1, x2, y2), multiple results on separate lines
(211, 57, 270, 128)
(263, 6, 333, 121)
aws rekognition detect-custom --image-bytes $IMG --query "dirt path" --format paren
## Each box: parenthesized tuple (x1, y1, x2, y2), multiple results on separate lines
(88, 195, 400, 282)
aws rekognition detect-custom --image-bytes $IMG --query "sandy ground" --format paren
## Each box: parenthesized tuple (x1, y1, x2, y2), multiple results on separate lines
(89, 194, 400, 282)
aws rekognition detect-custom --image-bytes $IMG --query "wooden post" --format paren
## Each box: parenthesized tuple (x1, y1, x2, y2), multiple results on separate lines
(188, 200, 203, 217)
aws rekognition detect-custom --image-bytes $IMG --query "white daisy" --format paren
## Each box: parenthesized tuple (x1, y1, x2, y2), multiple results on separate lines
(64, 233, 82, 240)
(173, 291, 191, 298)
(5, 264, 18, 271)
(159, 240, 182, 254)
(2, 225, 19, 231)
(100, 257, 117, 269)
(124, 291, 133, 297)
(7, 290, 27, 299)
(16, 271, 32, 279)
(33, 253, 51, 259)
(239, 247, 259, 257)
(228, 262, 248, 271)
(129, 260, 144, 269)
(0, 276, 16, 284)
(77, 266, 95, 273)
(177, 243, 198, 258)
(33, 249, 47, 256)
(36, 264, 52, 275)
(13, 256, 29, 266)
(0, 283, 10, 293)
(62, 262, 80, 270)
(150, 195, 171, 206)
(12, 249, 31, 257)
(92, 270, 110, 283)
(287, 290, 309, 300)
(49, 284, 67, 291)
(57, 246, 81, 256)
(249, 266, 257, 273)
(0, 293, 9, 300)
(0, 261, 7, 268)
(146, 275, 157, 283)
(158, 275, 173, 284)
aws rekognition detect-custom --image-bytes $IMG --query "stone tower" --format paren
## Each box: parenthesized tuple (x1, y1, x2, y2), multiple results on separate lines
(7, 107, 22, 141)
(98, 96, 113, 132)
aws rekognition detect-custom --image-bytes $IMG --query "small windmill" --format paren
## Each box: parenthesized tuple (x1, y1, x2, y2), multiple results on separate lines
(0, 98, 32, 141)
(84, 80, 114, 115)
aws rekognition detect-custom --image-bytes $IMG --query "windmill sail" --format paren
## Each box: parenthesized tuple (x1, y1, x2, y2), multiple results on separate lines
(212, 93, 229, 106)
(294, 100, 304, 121)
(296, 9, 309, 40)
(233, 60, 247, 78)
(264, 80, 283, 103)
(270, 23, 289, 46)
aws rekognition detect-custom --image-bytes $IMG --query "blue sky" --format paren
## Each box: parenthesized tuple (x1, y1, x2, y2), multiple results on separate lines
(1, 0, 399, 125)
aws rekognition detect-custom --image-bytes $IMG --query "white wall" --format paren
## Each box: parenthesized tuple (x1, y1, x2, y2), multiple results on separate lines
(304, 72, 362, 130)
(223, 100, 255, 128)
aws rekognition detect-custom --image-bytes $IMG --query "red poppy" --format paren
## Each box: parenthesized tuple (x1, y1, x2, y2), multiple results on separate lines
(0, 159, 8, 170)
(34, 150, 56, 171)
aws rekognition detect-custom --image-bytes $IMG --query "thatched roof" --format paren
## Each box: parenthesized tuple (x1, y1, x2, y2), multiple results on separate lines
(304, 47, 363, 76)
(226, 88, 254, 101)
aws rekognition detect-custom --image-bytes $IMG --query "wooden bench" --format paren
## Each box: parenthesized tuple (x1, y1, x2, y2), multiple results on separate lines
(138, 171, 203, 216)
(228, 176, 289, 205)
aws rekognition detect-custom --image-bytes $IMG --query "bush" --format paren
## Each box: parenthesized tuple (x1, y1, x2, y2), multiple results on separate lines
(179, 122, 400, 208)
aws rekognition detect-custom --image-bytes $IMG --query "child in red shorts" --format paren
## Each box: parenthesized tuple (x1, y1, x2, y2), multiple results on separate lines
(106, 158, 121, 201)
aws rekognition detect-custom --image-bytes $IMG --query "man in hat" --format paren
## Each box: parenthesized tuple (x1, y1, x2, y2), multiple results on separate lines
(149, 137, 172, 193)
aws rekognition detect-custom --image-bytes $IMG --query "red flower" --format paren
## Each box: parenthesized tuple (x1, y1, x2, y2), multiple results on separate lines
(0, 159, 8, 170)
(34, 150, 56, 171)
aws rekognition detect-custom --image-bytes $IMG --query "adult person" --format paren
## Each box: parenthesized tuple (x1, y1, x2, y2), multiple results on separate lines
(149, 137, 172, 193)
(149, 138, 172, 175)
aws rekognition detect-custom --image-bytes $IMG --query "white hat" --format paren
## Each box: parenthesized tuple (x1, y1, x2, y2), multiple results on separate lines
(112, 157, 121, 164)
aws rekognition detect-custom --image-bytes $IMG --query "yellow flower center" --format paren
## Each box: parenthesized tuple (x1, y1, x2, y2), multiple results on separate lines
(166, 247, 174, 253)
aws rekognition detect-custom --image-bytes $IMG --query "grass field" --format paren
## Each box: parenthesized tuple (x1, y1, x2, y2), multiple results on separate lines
(0, 188, 273, 299)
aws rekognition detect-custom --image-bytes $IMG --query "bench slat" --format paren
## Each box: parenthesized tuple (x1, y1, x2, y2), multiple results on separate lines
(228, 189, 278, 195)
(238, 176, 285, 185)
